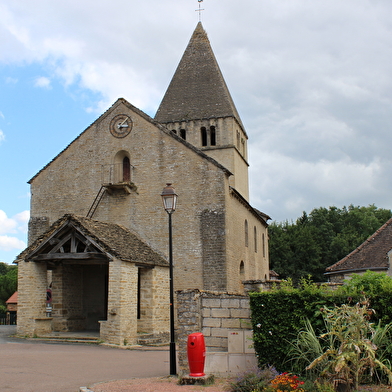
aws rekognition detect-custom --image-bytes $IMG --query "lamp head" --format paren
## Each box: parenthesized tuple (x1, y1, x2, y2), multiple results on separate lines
(161, 183, 178, 214)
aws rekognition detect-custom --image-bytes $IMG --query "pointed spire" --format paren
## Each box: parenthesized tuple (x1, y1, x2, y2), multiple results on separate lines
(155, 23, 243, 127)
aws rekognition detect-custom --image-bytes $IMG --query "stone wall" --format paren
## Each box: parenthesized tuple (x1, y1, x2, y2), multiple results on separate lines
(177, 289, 257, 375)
(28, 216, 49, 246)
(225, 189, 270, 293)
(201, 209, 227, 291)
(27, 99, 230, 294)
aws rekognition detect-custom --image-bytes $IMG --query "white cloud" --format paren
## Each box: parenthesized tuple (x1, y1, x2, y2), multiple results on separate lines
(0, 210, 29, 255)
(1, 0, 392, 223)
(0, 210, 29, 235)
(0, 210, 17, 234)
(13, 210, 30, 233)
(34, 76, 51, 89)
(0, 130, 4, 144)
(5, 77, 18, 84)
(0, 236, 26, 252)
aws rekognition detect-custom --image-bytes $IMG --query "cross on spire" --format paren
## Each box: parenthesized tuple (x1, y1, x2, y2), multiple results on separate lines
(195, 0, 204, 22)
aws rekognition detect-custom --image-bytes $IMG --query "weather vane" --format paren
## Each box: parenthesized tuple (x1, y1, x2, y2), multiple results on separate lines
(196, 0, 204, 22)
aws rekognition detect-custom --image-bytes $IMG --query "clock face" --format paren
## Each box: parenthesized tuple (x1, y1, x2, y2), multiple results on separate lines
(110, 114, 133, 138)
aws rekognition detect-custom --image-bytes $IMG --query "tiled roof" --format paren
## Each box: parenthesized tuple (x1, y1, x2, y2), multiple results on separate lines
(155, 22, 244, 130)
(6, 291, 18, 304)
(325, 217, 392, 274)
(15, 214, 169, 268)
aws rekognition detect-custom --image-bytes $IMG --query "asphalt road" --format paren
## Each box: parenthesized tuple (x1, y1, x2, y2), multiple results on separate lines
(0, 325, 169, 392)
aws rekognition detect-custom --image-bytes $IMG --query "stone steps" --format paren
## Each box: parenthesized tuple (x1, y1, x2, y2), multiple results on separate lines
(137, 333, 169, 346)
(32, 333, 100, 344)
(30, 332, 169, 347)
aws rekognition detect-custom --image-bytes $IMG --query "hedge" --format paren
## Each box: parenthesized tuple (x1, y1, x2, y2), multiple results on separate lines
(249, 280, 392, 372)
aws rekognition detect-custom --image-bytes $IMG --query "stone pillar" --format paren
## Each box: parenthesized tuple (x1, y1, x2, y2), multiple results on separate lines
(150, 266, 170, 335)
(17, 261, 49, 336)
(137, 267, 154, 333)
(51, 265, 65, 331)
(100, 259, 138, 346)
(176, 289, 203, 372)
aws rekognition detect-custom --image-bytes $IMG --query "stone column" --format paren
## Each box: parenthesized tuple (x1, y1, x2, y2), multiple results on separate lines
(100, 259, 138, 346)
(17, 261, 49, 336)
(150, 266, 170, 335)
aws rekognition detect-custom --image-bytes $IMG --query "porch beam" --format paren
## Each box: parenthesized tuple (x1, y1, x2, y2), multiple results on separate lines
(31, 252, 108, 261)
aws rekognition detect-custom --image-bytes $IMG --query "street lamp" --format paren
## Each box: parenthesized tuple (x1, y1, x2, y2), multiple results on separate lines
(161, 183, 178, 376)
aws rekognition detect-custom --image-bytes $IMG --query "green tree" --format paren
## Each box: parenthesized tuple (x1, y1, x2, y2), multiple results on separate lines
(0, 262, 17, 310)
(269, 205, 392, 283)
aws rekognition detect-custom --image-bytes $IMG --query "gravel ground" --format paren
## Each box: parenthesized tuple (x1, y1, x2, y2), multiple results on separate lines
(90, 376, 230, 392)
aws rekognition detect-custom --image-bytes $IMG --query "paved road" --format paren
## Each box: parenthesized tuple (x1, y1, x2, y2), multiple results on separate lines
(0, 326, 169, 392)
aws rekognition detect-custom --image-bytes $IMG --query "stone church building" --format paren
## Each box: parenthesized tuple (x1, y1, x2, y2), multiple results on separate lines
(15, 22, 270, 346)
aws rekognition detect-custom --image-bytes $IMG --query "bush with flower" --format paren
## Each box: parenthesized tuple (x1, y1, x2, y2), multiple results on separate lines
(227, 369, 307, 392)
(270, 372, 305, 392)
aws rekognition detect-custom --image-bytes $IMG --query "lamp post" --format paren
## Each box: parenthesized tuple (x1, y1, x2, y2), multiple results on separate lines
(161, 183, 178, 376)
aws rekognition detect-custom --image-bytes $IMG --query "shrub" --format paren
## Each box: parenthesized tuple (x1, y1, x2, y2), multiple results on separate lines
(250, 273, 392, 372)
(226, 366, 278, 392)
(303, 299, 392, 390)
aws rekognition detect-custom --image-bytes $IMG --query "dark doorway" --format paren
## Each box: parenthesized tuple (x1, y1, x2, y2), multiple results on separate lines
(82, 264, 109, 331)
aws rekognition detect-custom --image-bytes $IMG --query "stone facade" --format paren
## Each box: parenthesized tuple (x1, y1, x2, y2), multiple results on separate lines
(16, 22, 270, 348)
(177, 290, 257, 374)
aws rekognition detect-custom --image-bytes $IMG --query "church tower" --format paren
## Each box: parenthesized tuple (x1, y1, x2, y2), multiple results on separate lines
(155, 22, 249, 200)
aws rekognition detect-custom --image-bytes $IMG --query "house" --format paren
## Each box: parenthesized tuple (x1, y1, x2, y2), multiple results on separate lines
(5, 291, 17, 325)
(15, 22, 270, 346)
(325, 217, 392, 282)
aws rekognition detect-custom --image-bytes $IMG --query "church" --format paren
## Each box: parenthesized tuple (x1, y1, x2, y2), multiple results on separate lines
(15, 22, 270, 346)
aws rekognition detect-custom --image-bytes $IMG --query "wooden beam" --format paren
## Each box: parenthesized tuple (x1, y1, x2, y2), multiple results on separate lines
(31, 253, 108, 261)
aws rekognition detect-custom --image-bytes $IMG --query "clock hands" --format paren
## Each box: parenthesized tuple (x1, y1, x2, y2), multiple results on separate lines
(117, 118, 129, 129)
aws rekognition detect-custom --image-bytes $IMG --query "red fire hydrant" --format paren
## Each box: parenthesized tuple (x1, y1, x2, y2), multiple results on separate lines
(187, 332, 206, 377)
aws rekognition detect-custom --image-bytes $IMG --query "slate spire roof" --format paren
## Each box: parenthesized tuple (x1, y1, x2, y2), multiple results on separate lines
(155, 22, 243, 128)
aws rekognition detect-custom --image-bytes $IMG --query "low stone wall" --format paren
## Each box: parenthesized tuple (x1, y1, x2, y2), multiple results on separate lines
(177, 289, 257, 375)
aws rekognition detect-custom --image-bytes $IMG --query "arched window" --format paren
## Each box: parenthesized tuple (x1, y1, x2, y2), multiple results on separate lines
(245, 220, 248, 247)
(171, 129, 177, 134)
(239, 261, 245, 281)
(180, 129, 186, 140)
(210, 126, 216, 146)
(123, 156, 130, 182)
(113, 150, 131, 184)
(254, 226, 258, 253)
(201, 127, 207, 146)
(237, 131, 240, 149)
(262, 233, 266, 257)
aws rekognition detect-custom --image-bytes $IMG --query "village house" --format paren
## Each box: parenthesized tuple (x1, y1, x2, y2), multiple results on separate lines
(15, 22, 270, 346)
(5, 291, 17, 325)
(325, 217, 392, 282)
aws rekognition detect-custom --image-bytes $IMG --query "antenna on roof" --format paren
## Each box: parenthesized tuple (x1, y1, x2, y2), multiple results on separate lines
(196, 0, 204, 22)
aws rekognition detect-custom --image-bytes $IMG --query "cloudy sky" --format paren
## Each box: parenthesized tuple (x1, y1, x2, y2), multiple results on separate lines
(1, 0, 392, 264)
